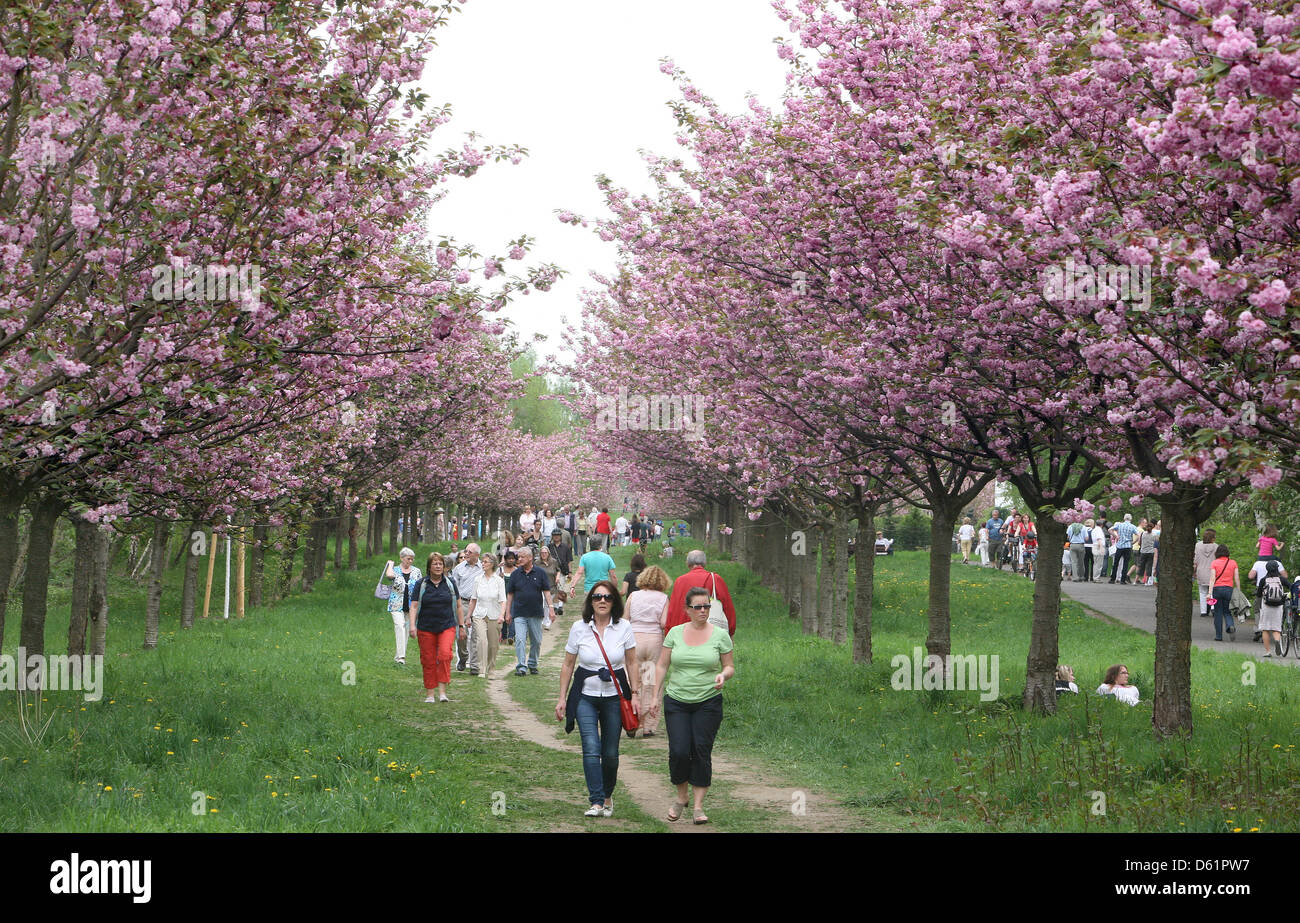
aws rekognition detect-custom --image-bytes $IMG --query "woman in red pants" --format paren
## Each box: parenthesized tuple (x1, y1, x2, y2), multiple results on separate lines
(409, 552, 463, 702)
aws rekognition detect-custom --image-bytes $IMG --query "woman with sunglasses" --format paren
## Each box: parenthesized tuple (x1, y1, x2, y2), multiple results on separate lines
(648, 585, 735, 824)
(555, 580, 639, 818)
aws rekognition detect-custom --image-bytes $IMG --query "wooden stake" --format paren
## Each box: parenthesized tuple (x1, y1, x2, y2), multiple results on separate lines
(201, 529, 216, 619)
(235, 526, 246, 618)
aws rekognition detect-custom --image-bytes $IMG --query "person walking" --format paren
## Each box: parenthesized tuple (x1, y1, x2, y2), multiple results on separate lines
(1110, 514, 1138, 584)
(466, 554, 506, 677)
(664, 549, 737, 635)
(614, 511, 630, 547)
(626, 565, 670, 737)
(409, 553, 463, 703)
(575, 507, 589, 556)
(648, 586, 736, 824)
(537, 544, 560, 630)
(1066, 520, 1089, 582)
(1194, 528, 1219, 617)
(384, 548, 421, 665)
(976, 524, 989, 566)
(1210, 544, 1243, 642)
(556, 581, 639, 817)
(500, 550, 518, 644)
(505, 546, 552, 676)
(596, 507, 612, 545)
(1094, 517, 1111, 580)
(1136, 519, 1156, 585)
(621, 552, 647, 603)
(958, 517, 975, 564)
(451, 544, 484, 674)
(571, 534, 619, 597)
(985, 510, 1005, 571)
(1255, 561, 1292, 657)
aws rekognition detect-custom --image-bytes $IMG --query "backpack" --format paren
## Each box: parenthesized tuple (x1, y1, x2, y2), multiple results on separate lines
(1262, 576, 1286, 607)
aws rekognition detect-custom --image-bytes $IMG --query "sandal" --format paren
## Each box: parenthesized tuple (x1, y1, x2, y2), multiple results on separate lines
(667, 801, 686, 822)
(693, 810, 709, 825)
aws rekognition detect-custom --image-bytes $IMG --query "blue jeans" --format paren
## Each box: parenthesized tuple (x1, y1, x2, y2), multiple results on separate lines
(513, 615, 543, 670)
(1213, 586, 1235, 638)
(576, 693, 622, 805)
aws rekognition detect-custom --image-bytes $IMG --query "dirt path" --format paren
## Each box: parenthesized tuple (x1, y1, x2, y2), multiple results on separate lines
(484, 612, 872, 832)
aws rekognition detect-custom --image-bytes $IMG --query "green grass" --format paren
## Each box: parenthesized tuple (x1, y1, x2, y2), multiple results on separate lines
(4, 526, 1297, 831)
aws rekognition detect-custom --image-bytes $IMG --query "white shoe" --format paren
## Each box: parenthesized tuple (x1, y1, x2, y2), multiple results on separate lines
(439, 694, 449, 702)
(584, 804, 604, 817)
(424, 695, 437, 703)
(602, 800, 614, 817)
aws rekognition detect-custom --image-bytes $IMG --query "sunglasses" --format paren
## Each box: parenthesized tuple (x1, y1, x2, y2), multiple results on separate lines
(688, 604, 711, 611)
(591, 593, 614, 602)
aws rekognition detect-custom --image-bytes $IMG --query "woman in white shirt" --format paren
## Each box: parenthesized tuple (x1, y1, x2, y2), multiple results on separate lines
(519, 506, 536, 535)
(626, 565, 671, 737)
(1096, 664, 1139, 706)
(555, 581, 639, 818)
(464, 554, 506, 678)
(541, 508, 558, 537)
(976, 526, 989, 566)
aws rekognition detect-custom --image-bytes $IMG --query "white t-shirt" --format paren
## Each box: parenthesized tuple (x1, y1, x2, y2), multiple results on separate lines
(958, 524, 975, 541)
(1091, 525, 1106, 552)
(978, 527, 988, 544)
(519, 512, 535, 533)
(615, 516, 629, 535)
(1096, 684, 1139, 706)
(1247, 560, 1288, 587)
(471, 574, 507, 620)
(542, 516, 557, 536)
(565, 619, 637, 697)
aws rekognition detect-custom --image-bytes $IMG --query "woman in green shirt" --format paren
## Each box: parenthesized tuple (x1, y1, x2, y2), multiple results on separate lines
(648, 586, 735, 824)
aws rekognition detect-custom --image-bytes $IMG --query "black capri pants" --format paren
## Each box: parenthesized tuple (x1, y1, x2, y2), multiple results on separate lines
(664, 693, 723, 787)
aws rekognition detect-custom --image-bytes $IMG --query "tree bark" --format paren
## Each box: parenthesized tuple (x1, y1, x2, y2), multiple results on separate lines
(852, 504, 877, 664)
(1023, 514, 1066, 713)
(280, 525, 299, 601)
(333, 499, 345, 571)
(89, 525, 110, 657)
(347, 503, 359, 570)
(180, 518, 203, 630)
(801, 524, 820, 635)
(388, 501, 399, 555)
(817, 520, 836, 639)
(832, 510, 850, 644)
(0, 487, 26, 657)
(143, 518, 171, 649)
(1152, 498, 1202, 737)
(250, 523, 267, 607)
(68, 515, 96, 656)
(19, 495, 64, 661)
(924, 504, 959, 663)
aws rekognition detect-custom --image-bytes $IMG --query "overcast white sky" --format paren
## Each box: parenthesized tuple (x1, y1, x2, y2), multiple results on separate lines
(419, 0, 791, 368)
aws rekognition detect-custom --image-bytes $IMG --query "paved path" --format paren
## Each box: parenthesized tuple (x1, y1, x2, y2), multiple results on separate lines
(1059, 578, 1299, 666)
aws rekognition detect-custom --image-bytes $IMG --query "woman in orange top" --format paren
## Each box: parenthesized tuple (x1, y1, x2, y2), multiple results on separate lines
(1210, 544, 1243, 642)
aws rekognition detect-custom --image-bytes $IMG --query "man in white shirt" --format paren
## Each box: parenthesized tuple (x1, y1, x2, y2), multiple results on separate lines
(452, 544, 484, 674)
(614, 514, 630, 546)
(1091, 520, 1107, 581)
(957, 518, 975, 564)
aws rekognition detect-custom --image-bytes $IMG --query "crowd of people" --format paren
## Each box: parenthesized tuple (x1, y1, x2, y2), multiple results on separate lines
(379, 507, 736, 823)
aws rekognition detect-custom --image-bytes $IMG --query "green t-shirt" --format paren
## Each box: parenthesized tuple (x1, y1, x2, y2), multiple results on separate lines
(663, 623, 733, 704)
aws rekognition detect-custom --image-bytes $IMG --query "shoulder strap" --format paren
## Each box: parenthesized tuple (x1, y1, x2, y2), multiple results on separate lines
(590, 624, 627, 699)
(709, 572, 718, 601)
(1213, 559, 1228, 583)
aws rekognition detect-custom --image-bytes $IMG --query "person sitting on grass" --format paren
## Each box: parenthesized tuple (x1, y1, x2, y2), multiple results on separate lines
(1054, 664, 1079, 695)
(1095, 664, 1139, 706)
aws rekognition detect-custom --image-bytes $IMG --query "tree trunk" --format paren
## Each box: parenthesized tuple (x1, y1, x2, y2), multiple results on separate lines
(1152, 499, 1200, 737)
(68, 515, 96, 656)
(347, 503, 359, 570)
(89, 525, 110, 657)
(314, 506, 329, 584)
(251, 523, 267, 607)
(19, 495, 64, 661)
(852, 505, 876, 664)
(388, 502, 399, 555)
(832, 511, 850, 644)
(333, 499, 345, 571)
(0, 487, 26, 657)
(180, 518, 203, 630)
(924, 504, 959, 663)
(280, 525, 299, 601)
(817, 521, 836, 639)
(143, 518, 171, 649)
(785, 521, 799, 620)
(801, 524, 820, 635)
(1023, 514, 1067, 713)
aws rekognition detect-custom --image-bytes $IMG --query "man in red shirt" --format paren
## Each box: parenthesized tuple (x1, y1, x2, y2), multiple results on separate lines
(596, 507, 612, 541)
(664, 550, 737, 636)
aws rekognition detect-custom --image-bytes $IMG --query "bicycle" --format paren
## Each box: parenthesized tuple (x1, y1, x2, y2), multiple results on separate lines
(1279, 590, 1300, 658)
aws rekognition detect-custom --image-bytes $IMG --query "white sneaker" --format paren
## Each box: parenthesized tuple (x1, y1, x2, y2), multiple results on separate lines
(584, 804, 604, 817)
(424, 695, 437, 703)
(602, 800, 614, 818)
